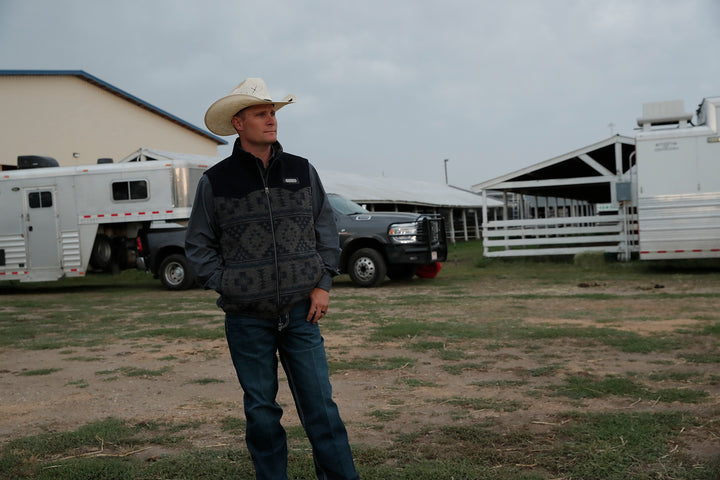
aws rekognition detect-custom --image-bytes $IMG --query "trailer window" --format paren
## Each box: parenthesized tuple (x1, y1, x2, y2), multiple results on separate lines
(28, 191, 53, 208)
(112, 180, 148, 201)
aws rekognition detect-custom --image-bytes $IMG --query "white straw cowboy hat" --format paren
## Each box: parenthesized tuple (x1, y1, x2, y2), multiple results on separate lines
(204, 78, 296, 136)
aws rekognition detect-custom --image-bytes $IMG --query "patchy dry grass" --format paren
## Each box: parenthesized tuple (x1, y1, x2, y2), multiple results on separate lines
(1, 243, 719, 479)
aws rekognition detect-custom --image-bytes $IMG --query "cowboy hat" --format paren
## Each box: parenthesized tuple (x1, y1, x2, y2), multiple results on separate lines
(204, 78, 296, 136)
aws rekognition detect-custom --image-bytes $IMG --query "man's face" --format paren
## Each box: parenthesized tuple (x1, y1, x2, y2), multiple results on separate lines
(232, 104, 277, 147)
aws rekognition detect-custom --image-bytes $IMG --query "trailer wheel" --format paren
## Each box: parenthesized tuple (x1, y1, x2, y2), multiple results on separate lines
(158, 254, 195, 290)
(348, 248, 386, 288)
(89, 234, 113, 270)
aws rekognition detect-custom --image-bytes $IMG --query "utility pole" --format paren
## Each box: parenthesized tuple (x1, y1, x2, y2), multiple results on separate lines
(444, 158, 449, 184)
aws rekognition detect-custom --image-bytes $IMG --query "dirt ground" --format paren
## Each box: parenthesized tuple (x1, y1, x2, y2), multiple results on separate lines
(1, 276, 719, 463)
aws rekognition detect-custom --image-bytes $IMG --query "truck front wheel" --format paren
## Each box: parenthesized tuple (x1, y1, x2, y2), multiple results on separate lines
(348, 248, 387, 288)
(158, 254, 195, 290)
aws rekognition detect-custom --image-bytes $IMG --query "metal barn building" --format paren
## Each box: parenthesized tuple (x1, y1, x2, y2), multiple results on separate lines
(0, 70, 225, 169)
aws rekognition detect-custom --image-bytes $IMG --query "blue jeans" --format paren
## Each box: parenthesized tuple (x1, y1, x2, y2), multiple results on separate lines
(225, 300, 359, 480)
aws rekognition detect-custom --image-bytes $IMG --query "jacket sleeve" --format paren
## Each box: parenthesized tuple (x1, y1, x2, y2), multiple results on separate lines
(309, 164, 340, 292)
(184, 175, 224, 292)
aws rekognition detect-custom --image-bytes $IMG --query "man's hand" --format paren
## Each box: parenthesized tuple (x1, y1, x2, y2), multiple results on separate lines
(307, 288, 330, 323)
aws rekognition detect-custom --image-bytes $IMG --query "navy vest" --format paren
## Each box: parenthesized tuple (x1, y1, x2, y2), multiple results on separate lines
(205, 150, 323, 318)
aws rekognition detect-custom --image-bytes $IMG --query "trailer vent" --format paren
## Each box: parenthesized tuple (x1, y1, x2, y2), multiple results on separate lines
(17, 155, 59, 169)
(637, 100, 693, 131)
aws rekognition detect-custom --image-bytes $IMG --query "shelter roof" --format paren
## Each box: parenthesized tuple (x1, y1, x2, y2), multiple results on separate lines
(470, 135, 636, 203)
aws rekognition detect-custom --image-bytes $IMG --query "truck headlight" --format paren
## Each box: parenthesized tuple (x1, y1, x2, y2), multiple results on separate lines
(388, 222, 419, 244)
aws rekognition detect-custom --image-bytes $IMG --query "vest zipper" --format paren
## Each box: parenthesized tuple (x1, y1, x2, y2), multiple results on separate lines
(259, 162, 283, 316)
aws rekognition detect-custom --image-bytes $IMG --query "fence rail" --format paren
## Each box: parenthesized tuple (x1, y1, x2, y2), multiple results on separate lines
(483, 214, 638, 257)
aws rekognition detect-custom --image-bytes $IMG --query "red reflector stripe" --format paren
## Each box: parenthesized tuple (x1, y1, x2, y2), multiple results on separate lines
(644, 248, 720, 254)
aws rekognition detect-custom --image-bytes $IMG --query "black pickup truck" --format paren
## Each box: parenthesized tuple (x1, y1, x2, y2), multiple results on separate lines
(137, 194, 447, 290)
(328, 194, 446, 287)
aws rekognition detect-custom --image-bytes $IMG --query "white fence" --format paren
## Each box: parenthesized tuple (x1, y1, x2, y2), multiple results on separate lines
(483, 213, 638, 258)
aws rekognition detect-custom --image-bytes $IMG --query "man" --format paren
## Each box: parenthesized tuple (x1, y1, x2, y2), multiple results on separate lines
(185, 78, 359, 480)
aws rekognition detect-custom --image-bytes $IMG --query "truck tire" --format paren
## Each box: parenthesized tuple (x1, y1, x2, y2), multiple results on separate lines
(158, 254, 195, 290)
(348, 248, 387, 288)
(387, 264, 417, 281)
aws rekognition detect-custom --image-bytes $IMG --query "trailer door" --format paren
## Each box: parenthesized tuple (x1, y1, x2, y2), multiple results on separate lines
(23, 187, 61, 279)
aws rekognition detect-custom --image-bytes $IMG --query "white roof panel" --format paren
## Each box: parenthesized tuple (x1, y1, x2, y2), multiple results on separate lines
(319, 170, 502, 208)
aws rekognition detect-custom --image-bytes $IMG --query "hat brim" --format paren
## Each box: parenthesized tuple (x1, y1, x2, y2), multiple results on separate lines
(204, 94, 296, 136)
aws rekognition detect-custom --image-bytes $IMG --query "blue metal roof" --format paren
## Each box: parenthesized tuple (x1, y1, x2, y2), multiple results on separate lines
(0, 69, 227, 145)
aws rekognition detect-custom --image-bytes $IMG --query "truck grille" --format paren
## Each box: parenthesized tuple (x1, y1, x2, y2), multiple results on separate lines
(419, 214, 447, 260)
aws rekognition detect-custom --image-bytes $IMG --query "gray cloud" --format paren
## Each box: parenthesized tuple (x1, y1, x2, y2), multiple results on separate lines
(2, 0, 718, 188)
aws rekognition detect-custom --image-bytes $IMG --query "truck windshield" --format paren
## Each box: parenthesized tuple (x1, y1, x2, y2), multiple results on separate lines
(327, 193, 369, 215)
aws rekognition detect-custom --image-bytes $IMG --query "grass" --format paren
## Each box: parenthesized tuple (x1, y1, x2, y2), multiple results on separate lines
(328, 355, 416, 374)
(551, 411, 701, 479)
(95, 366, 172, 378)
(369, 409, 401, 421)
(439, 395, 524, 412)
(186, 377, 225, 385)
(1, 241, 719, 479)
(552, 374, 710, 403)
(1, 413, 714, 480)
(16, 368, 62, 376)
(371, 318, 681, 353)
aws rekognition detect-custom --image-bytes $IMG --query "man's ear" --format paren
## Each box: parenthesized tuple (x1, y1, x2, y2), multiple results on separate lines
(231, 115, 243, 133)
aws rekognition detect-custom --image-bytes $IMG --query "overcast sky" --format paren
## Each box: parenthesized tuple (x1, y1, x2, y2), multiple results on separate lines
(1, 0, 719, 189)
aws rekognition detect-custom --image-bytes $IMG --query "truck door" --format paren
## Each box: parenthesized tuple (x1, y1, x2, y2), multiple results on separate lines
(23, 187, 61, 279)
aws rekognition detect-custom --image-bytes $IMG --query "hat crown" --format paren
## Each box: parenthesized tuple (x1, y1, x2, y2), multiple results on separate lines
(231, 78, 272, 101)
(204, 77, 295, 136)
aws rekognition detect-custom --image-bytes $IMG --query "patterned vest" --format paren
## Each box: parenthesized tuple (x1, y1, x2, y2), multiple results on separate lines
(205, 150, 324, 318)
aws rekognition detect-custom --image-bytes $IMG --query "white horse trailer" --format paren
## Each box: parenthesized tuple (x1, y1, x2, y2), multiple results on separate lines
(636, 97, 720, 260)
(0, 156, 211, 283)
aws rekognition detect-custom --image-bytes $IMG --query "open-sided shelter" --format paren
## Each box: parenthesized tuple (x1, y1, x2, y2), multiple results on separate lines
(471, 135, 637, 258)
